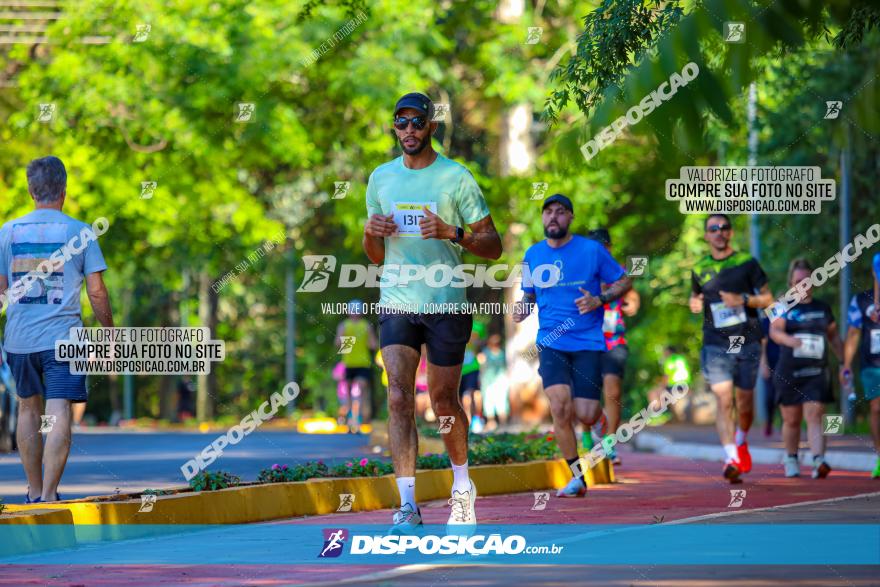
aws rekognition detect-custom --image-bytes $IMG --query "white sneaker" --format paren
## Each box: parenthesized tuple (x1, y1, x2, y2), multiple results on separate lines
(447, 479, 477, 529)
(783, 455, 800, 478)
(556, 476, 587, 497)
(390, 503, 423, 533)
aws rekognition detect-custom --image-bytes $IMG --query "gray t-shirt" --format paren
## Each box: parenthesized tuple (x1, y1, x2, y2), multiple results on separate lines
(0, 209, 107, 353)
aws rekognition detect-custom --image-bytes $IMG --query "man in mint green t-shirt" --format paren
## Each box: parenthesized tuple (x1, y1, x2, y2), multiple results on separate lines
(363, 92, 502, 532)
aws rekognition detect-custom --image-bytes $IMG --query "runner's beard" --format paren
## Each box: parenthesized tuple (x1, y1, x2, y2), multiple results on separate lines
(544, 225, 568, 239)
(401, 135, 429, 155)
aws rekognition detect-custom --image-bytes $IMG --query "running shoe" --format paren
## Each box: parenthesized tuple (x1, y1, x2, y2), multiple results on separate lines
(812, 456, 831, 479)
(783, 455, 800, 478)
(872, 457, 880, 479)
(447, 480, 477, 528)
(723, 459, 743, 484)
(736, 442, 752, 473)
(601, 434, 618, 463)
(390, 503, 423, 533)
(556, 476, 587, 498)
(470, 416, 484, 434)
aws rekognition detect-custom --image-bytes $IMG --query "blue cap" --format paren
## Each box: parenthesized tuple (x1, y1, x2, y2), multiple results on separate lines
(394, 92, 434, 120)
(543, 193, 573, 213)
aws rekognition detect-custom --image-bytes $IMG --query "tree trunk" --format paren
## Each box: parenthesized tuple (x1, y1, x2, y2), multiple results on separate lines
(196, 271, 218, 421)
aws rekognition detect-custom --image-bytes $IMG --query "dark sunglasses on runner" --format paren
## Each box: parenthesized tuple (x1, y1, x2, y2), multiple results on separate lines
(394, 115, 428, 130)
(707, 223, 732, 233)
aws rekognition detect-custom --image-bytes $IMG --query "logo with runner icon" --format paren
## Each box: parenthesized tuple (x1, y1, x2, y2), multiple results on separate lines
(723, 22, 745, 43)
(822, 414, 843, 435)
(337, 336, 356, 355)
(39, 415, 56, 433)
(626, 255, 648, 277)
(318, 528, 348, 558)
(337, 494, 355, 512)
(727, 489, 746, 508)
(824, 101, 842, 120)
(298, 255, 337, 292)
(531, 492, 549, 511)
(727, 335, 745, 354)
(332, 181, 350, 199)
(437, 416, 455, 434)
(531, 182, 548, 200)
(138, 494, 157, 513)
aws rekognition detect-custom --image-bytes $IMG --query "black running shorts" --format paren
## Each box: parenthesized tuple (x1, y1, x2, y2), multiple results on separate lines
(378, 312, 472, 367)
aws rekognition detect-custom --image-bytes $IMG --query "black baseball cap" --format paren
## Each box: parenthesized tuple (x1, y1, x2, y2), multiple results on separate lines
(587, 228, 611, 246)
(542, 193, 573, 213)
(394, 92, 435, 120)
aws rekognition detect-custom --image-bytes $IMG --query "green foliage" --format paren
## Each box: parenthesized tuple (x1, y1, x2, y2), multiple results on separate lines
(141, 488, 173, 496)
(0, 498, 5, 516)
(545, 0, 683, 125)
(188, 470, 241, 492)
(258, 461, 330, 483)
(330, 458, 395, 478)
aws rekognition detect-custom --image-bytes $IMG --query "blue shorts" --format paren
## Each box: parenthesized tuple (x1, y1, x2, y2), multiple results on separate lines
(701, 342, 761, 390)
(860, 367, 880, 401)
(538, 348, 603, 400)
(6, 350, 87, 403)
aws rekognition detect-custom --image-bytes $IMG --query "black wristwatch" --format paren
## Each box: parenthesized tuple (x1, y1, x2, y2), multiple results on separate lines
(598, 292, 610, 304)
(742, 293, 750, 307)
(451, 226, 464, 243)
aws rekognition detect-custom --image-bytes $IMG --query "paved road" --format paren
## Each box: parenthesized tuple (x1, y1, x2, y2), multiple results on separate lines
(650, 423, 877, 454)
(0, 428, 373, 503)
(2, 451, 877, 586)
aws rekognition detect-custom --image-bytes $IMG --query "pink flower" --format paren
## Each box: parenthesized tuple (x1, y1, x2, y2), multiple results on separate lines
(359, 458, 368, 467)
(346, 462, 353, 467)
(271, 464, 280, 470)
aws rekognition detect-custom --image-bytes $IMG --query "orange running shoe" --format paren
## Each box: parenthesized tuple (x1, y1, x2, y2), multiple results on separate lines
(737, 442, 752, 473)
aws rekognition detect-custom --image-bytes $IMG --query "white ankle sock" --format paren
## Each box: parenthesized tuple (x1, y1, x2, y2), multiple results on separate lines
(724, 443, 739, 462)
(396, 476, 416, 510)
(451, 460, 470, 493)
(735, 428, 747, 446)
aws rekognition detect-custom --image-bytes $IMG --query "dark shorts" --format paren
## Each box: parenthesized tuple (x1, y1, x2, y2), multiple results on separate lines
(6, 350, 87, 403)
(774, 369, 833, 405)
(344, 367, 371, 382)
(701, 342, 761, 389)
(601, 344, 628, 378)
(538, 348, 603, 400)
(459, 371, 480, 395)
(378, 312, 472, 367)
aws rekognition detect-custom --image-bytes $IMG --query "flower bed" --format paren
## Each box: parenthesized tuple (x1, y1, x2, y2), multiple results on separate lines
(248, 431, 559, 487)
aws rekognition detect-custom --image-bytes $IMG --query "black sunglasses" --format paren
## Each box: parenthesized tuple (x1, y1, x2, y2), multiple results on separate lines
(394, 115, 428, 131)
(707, 223, 732, 233)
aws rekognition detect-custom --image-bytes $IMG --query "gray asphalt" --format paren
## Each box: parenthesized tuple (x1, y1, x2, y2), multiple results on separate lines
(0, 428, 373, 503)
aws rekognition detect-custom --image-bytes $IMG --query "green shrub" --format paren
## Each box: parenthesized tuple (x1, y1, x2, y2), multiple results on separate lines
(189, 470, 241, 492)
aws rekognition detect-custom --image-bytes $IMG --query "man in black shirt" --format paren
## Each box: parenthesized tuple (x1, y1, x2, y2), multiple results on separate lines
(690, 214, 773, 483)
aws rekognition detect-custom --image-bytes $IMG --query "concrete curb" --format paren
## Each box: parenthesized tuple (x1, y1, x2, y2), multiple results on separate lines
(634, 431, 876, 471)
(4, 458, 613, 527)
(0, 508, 77, 556)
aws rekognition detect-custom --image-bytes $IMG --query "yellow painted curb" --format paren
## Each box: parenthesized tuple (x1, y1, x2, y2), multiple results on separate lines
(4, 457, 613, 527)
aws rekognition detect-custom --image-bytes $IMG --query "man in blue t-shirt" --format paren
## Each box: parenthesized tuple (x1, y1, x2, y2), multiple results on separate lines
(0, 156, 114, 504)
(514, 194, 632, 498)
